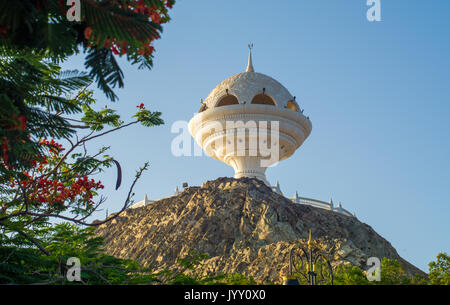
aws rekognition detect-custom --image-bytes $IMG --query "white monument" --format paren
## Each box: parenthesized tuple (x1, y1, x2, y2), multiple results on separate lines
(129, 48, 354, 218)
(188, 46, 312, 185)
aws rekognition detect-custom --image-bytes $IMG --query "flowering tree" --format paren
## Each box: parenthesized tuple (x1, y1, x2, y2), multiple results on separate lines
(0, 68, 162, 257)
(1, 0, 175, 168)
(0, 0, 175, 101)
(0, 0, 174, 260)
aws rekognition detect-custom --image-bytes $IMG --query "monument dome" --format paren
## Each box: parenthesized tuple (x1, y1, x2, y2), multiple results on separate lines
(188, 46, 312, 185)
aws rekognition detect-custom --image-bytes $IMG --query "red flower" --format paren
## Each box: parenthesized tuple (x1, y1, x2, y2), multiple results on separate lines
(104, 38, 111, 48)
(150, 11, 161, 24)
(84, 27, 93, 40)
(137, 103, 145, 109)
(120, 40, 128, 55)
(147, 45, 154, 55)
(18, 115, 26, 130)
(112, 45, 120, 55)
(137, 0, 146, 13)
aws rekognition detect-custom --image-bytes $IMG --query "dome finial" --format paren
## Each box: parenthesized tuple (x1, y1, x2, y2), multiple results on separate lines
(246, 43, 254, 72)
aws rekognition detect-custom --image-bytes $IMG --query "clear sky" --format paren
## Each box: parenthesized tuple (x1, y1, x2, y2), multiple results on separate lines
(62, 0, 450, 272)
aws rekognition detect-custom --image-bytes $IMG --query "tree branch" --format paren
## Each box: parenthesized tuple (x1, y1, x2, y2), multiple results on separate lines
(14, 227, 51, 256)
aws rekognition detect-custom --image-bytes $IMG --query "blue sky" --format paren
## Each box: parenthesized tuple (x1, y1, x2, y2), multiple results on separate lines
(62, 0, 450, 272)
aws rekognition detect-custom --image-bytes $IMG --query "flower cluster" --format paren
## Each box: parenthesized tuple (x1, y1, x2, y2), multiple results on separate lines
(1, 1, 174, 59)
(11, 174, 104, 206)
(8, 139, 104, 206)
(83, 0, 175, 57)
(40, 138, 65, 154)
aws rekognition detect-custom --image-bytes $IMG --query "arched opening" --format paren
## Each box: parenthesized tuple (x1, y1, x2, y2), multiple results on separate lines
(286, 100, 299, 112)
(198, 103, 208, 113)
(251, 94, 276, 106)
(216, 95, 239, 107)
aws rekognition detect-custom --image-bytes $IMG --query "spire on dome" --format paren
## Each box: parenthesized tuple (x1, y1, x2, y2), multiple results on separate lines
(246, 43, 254, 72)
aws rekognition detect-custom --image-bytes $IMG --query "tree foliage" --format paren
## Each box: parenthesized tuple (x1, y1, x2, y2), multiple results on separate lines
(0, 0, 175, 101)
(428, 252, 450, 285)
(291, 256, 448, 285)
(371, 258, 413, 285)
(332, 264, 369, 285)
(0, 68, 162, 258)
(0, 226, 256, 285)
(0, 0, 179, 286)
(1, 223, 159, 284)
(0, 0, 172, 260)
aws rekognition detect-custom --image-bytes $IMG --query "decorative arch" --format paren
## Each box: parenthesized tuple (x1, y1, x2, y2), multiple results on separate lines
(216, 95, 239, 107)
(286, 100, 299, 112)
(251, 93, 276, 106)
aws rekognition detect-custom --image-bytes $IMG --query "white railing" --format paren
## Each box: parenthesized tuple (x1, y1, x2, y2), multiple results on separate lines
(298, 197, 331, 209)
(129, 187, 355, 218)
(291, 196, 355, 218)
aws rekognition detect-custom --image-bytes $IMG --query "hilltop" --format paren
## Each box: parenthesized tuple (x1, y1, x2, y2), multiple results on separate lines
(96, 177, 423, 283)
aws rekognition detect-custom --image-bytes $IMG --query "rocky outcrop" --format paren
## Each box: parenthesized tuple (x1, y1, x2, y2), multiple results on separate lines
(96, 177, 423, 283)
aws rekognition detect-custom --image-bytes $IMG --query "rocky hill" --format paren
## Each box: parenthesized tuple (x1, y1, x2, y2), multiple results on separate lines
(95, 177, 423, 283)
